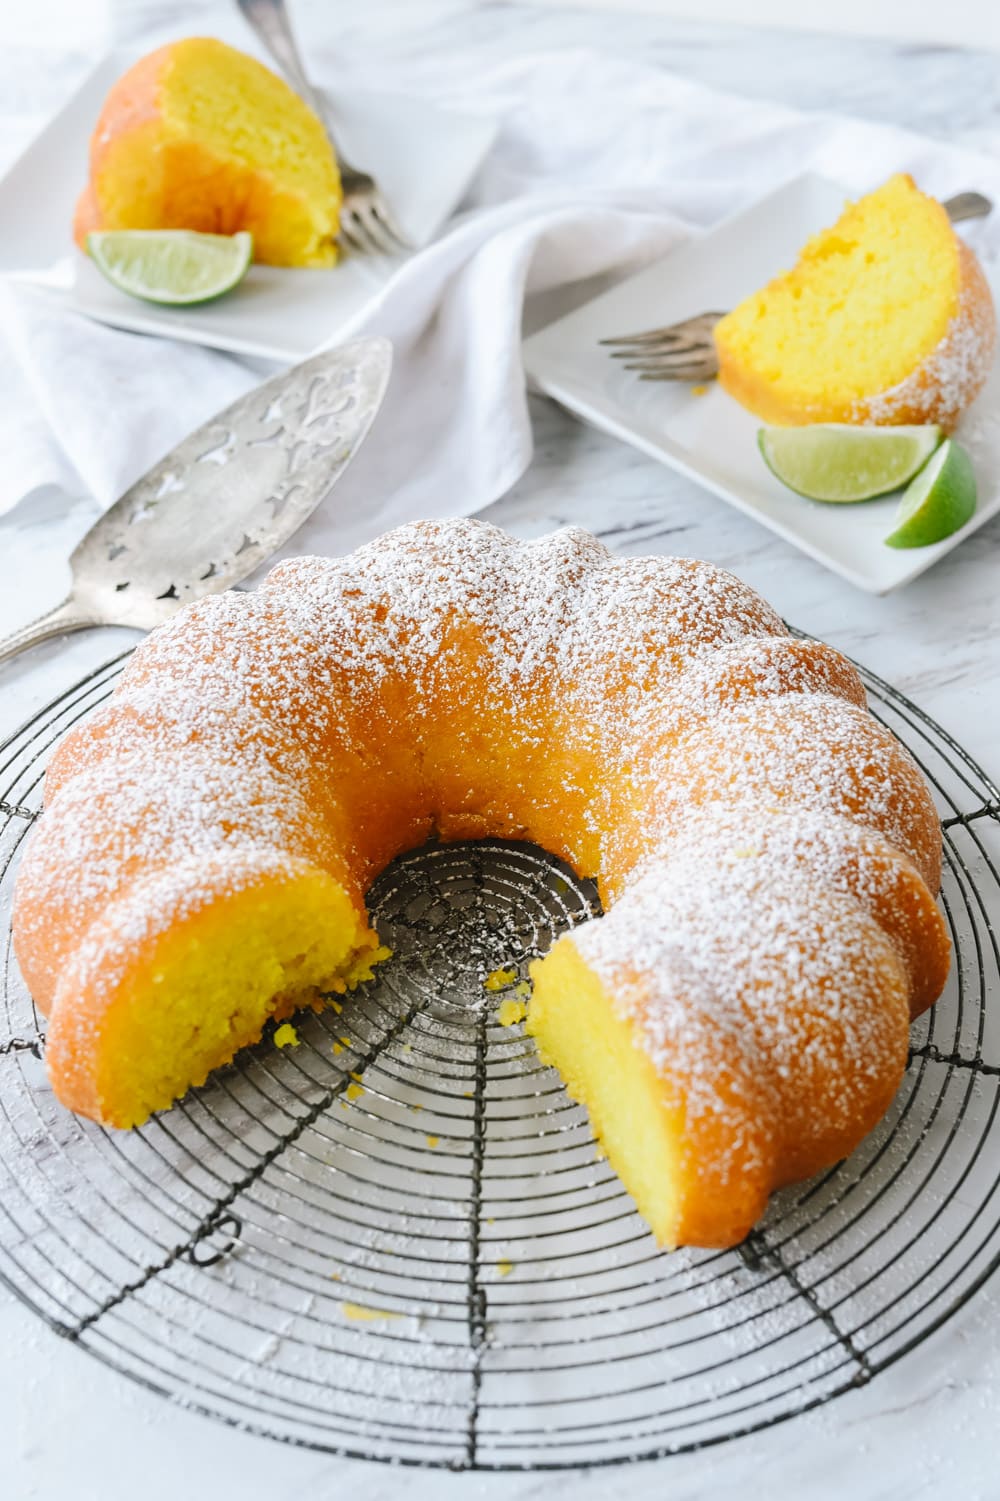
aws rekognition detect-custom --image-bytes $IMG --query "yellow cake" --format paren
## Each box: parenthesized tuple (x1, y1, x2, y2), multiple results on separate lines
(715, 174, 996, 430)
(74, 38, 342, 267)
(11, 521, 950, 1249)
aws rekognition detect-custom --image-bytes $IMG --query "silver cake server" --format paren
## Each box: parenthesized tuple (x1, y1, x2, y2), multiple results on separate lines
(0, 336, 392, 665)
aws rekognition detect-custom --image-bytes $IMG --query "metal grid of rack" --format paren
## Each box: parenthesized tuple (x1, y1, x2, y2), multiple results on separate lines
(0, 641, 998, 1469)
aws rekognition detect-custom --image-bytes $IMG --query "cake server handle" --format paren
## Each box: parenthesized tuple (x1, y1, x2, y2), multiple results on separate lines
(0, 599, 99, 668)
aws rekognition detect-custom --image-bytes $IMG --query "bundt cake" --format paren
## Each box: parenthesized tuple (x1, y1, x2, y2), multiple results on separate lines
(12, 520, 950, 1249)
(74, 38, 342, 268)
(715, 174, 996, 431)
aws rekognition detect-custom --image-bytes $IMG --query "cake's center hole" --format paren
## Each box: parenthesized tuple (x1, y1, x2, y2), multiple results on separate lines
(365, 840, 601, 1020)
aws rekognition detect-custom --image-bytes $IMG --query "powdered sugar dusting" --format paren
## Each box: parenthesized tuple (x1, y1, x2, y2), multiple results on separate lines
(575, 806, 935, 1151)
(855, 243, 996, 428)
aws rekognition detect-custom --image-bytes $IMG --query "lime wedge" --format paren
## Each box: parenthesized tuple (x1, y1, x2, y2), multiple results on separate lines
(87, 230, 253, 305)
(758, 423, 942, 502)
(884, 438, 977, 549)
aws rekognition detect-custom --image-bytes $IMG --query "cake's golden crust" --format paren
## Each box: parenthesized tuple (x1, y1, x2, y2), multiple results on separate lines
(12, 520, 950, 1246)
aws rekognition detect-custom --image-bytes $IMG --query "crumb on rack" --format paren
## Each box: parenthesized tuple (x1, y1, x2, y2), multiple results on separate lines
(484, 966, 518, 991)
(340, 1302, 402, 1322)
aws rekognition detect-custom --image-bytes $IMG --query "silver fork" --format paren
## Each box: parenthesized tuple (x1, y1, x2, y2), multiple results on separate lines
(236, 0, 410, 257)
(600, 191, 994, 381)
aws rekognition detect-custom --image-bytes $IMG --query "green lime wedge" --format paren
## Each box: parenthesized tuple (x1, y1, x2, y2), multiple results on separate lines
(87, 230, 253, 305)
(758, 423, 943, 502)
(884, 438, 977, 549)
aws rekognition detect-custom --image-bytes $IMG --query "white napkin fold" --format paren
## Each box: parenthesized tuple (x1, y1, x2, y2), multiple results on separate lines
(3, 47, 1000, 559)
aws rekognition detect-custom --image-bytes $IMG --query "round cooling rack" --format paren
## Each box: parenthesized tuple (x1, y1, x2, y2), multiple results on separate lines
(0, 642, 999, 1470)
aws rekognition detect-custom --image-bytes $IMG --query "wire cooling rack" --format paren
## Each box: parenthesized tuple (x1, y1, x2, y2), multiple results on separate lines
(0, 642, 999, 1470)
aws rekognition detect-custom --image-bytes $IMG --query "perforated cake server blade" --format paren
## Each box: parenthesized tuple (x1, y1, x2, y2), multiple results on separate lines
(0, 336, 393, 665)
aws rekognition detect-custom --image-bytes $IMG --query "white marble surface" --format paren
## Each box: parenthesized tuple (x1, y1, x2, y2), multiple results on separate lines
(2, 4, 1000, 1498)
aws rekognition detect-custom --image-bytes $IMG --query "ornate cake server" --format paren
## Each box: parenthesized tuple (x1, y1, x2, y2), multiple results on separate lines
(0, 336, 392, 665)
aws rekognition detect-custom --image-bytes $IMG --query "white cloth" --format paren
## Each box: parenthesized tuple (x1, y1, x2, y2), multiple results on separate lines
(3, 47, 1000, 558)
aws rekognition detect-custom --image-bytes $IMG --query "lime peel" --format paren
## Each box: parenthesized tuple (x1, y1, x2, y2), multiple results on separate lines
(758, 423, 943, 503)
(87, 229, 253, 306)
(884, 438, 977, 549)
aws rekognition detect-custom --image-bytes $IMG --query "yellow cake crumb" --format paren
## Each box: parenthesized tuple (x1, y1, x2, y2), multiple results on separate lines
(345, 1082, 364, 1102)
(691, 384, 708, 396)
(497, 1259, 514, 1278)
(426, 1134, 439, 1148)
(484, 966, 518, 992)
(497, 997, 527, 1027)
(340, 1302, 402, 1322)
(332, 1042, 343, 1056)
(273, 1023, 299, 1048)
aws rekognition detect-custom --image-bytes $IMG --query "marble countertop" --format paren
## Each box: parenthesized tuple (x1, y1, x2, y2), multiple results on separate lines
(2, 4, 999, 1499)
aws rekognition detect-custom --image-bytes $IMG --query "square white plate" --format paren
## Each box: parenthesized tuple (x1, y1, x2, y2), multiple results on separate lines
(0, 49, 497, 362)
(523, 173, 1000, 594)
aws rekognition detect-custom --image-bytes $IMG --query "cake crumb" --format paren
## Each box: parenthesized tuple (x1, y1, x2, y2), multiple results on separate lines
(484, 966, 518, 991)
(274, 1023, 299, 1049)
(497, 1259, 514, 1278)
(497, 997, 527, 1027)
(340, 1302, 402, 1322)
(426, 1134, 440, 1148)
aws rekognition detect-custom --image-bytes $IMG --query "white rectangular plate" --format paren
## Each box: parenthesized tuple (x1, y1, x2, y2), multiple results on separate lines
(0, 49, 497, 363)
(523, 173, 1000, 594)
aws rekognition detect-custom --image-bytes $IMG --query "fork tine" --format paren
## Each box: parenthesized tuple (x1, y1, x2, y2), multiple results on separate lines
(609, 334, 713, 359)
(370, 199, 411, 253)
(600, 312, 726, 348)
(618, 354, 711, 372)
(335, 209, 365, 256)
(353, 203, 397, 257)
(608, 334, 707, 356)
(620, 354, 716, 374)
(601, 329, 688, 348)
(624, 358, 717, 381)
(639, 368, 717, 383)
(339, 206, 384, 258)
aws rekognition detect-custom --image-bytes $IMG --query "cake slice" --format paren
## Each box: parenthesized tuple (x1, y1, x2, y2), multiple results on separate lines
(714, 174, 995, 430)
(74, 38, 342, 268)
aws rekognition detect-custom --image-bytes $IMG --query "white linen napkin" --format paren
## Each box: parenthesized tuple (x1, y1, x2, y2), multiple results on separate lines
(3, 47, 1000, 560)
